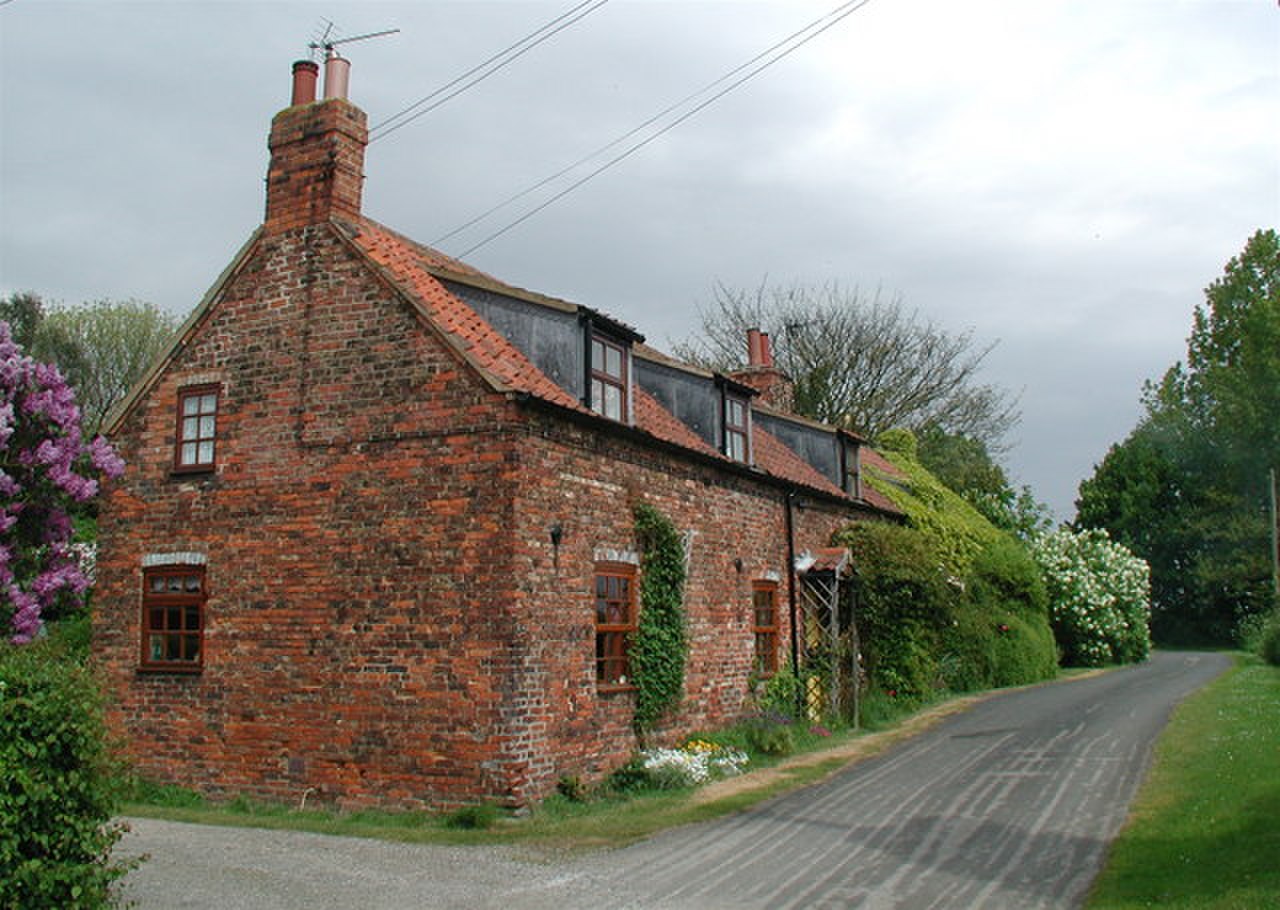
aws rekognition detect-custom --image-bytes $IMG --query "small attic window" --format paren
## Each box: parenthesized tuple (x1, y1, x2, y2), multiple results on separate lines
(174, 384, 219, 473)
(724, 393, 750, 463)
(589, 333, 629, 423)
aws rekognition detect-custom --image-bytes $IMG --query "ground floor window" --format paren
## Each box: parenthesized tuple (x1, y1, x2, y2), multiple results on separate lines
(753, 581, 779, 676)
(594, 563, 636, 688)
(141, 566, 205, 671)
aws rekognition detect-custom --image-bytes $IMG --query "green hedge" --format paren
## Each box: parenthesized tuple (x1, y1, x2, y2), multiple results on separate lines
(0, 640, 131, 908)
(837, 520, 1058, 706)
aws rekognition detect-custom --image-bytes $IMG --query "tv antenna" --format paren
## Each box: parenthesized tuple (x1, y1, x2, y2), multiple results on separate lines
(309, 20, 400, 60)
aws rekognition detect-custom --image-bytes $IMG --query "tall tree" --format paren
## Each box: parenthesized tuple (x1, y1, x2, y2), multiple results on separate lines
(673, 281, 1019, 451)
(1076, 229, 1279, 644)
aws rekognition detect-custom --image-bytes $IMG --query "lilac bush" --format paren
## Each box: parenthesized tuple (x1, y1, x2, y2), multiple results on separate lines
(0, 322, 123, 643)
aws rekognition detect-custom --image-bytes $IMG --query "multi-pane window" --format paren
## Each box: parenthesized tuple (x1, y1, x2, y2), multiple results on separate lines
(752, 582, 779, 676)
(175, 385, 219, 471)
(590, 335, 628, 422)
(594, 564, 636, 687)
(141, 567, 206, 671)
(725, 394, 749, 463)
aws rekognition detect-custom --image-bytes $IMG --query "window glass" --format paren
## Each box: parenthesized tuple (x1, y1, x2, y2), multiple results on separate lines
(594, 564, 636, 687)
(175, 385, 218, 471)
(589, 335, 628, 422)
(753, 583, 779, 676)
(141, 566, 206, 671)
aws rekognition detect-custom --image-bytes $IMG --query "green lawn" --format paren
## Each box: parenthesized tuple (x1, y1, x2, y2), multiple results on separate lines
(1086, 655, 1280, 909)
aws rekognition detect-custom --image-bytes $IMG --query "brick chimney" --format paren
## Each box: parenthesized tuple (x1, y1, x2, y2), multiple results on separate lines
(730, 328, 794, 411)
(264, 57, 367, 235)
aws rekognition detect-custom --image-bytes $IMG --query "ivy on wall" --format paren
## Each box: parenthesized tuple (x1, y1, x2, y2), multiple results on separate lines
(631, 502, 688, 734)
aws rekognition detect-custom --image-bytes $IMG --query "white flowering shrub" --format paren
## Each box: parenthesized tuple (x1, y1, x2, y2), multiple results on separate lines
(640, 740, 749, 789)
(1032, 528, 1152, 666)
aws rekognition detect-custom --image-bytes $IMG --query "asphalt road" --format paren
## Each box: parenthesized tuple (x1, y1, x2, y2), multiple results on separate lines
(116, 651, 1230, 909)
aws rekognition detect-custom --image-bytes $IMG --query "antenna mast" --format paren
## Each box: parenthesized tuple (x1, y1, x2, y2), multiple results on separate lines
(309, 21, 400, 60)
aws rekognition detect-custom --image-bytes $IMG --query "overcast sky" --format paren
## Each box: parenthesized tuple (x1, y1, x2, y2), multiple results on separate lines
(2, 0, 1277, 519)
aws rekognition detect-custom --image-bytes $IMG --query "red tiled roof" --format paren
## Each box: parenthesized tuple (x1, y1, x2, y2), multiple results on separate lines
(342, 217, 900, 515)
(349, 219, 584, 412)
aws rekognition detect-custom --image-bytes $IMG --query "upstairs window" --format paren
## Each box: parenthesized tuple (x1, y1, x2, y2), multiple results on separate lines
(590, 334, 629, 422)
(175, 385, 219, 472)
(141, 566, 206, 672)
(752, 582, 779, 676)
(725, 394, 750, 463)
(594, 563, 636, 688)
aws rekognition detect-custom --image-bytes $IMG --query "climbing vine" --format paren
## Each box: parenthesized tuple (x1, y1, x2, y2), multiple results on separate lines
(631, 502, 687, 733)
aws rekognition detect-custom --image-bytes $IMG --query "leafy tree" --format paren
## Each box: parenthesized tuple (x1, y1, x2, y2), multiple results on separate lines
(915, 424, 1052, 542)
(35, 299, 178, 436)
(1076, 229, 1279, 644)
(673, 280, 1019, 451)
(0, 322, 124, 642)
(0, 292, 45, 350)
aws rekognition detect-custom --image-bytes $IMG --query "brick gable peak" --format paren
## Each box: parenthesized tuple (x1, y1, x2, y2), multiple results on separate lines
(264, 58, 367, 235)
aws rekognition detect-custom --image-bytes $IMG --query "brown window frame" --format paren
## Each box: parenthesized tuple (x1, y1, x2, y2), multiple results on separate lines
(594, 562, 637, 690)
(173, 384, 220, 474)
(140, 565, 206, 673)
(589, 334, 629, 423)
(724, 393, 750, 463)
(752, 581, 780, 677)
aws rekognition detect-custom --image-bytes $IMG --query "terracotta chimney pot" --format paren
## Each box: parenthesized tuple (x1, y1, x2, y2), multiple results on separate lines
(290, 60, 319, 106)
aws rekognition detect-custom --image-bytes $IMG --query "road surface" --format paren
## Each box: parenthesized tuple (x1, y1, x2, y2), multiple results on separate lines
(117, 650, 1229, 909)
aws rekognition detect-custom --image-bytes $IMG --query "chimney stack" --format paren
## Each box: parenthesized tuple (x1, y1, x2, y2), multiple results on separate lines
(731, 328, 793, 411)
(265, 59, 368, 235)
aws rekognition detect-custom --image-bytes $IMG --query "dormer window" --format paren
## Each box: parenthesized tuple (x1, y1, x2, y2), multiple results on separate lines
(724, 393, 750, 463)
(590, 333, 629, 422)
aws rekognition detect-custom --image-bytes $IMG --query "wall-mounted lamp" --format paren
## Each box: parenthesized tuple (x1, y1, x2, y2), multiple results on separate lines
(550, 523, 564, 573)
(733, 557, 744, 574)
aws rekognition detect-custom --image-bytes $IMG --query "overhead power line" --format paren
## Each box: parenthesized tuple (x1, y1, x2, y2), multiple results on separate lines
(445, 0, 875, 259)
(369, 0, 610, 142)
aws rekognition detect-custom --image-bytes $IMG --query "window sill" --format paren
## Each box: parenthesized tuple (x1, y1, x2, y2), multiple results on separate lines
(596, 684, 636, 695)
(137, 664, 203, 675)
(170, 466, 215, 478)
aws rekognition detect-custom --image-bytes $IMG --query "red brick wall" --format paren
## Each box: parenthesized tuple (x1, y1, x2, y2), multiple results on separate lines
(490, 411, 857, 801)
(97, 223, 532, 808)
(96, 222, 877, 809)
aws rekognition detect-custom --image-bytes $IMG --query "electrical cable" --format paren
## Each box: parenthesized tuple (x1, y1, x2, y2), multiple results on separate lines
(369, 0, 610, 142)
(450, 0, 874, 258)
(432, 0, 864, 247)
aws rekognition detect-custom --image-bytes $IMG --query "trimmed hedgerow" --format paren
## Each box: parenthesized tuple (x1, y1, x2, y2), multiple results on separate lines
(836, 481, 1058, 706)
(631, 502, 688, 733)
(0, 640, 132, 908)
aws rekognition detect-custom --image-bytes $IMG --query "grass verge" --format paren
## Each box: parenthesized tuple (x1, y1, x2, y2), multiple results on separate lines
(1086, 654, 1280, 909)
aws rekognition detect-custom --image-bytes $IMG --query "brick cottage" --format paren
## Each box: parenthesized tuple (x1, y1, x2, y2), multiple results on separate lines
(93, 58, 904, 809)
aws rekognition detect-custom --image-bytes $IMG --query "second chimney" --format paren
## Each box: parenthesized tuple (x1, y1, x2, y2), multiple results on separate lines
(731, 328, 792, 411)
